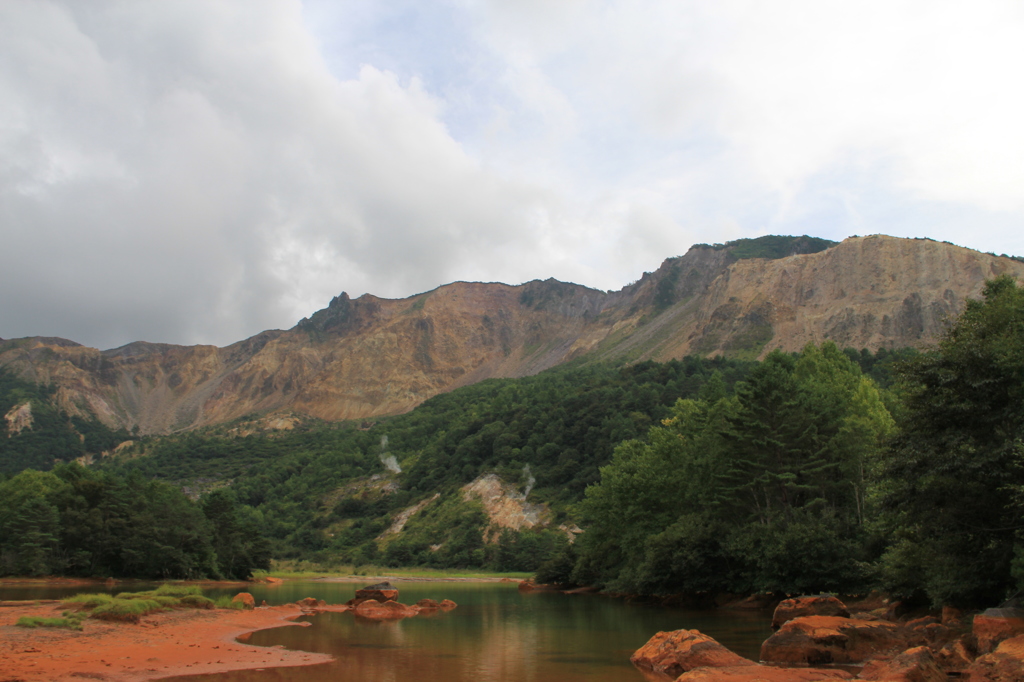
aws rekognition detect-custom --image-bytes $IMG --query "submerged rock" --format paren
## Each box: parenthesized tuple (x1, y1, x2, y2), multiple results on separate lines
(630, 629, 755, 677)
(353, 598, 418, 620)
(676, 665, 852, 681)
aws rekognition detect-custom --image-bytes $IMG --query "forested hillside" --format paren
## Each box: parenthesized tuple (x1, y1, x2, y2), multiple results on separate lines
(0, 369, 129, 475)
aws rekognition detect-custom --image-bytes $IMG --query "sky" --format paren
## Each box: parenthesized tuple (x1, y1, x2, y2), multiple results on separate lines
(2, 0, 1023, 350)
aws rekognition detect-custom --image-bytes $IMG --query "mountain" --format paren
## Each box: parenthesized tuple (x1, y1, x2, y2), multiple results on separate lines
(2, 234, 1022, 435)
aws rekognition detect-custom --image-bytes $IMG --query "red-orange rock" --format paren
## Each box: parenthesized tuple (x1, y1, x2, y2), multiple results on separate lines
(231, 592, 255, 609)
(966, 633, 1024, 681)
(355, 581, 399, 603)
(416, 599, 440, 609)
(676, 665, 852, 681)
(772, 596, 851, 630)
(935, 636, 976, 673)
(264, 576, 283, 585)
(761, 616, 904, 666)
(973, 609, 1024, 654)
(297, 597, 320, 608)
(858, 646, 947, 682)
(629, 629, 755, 677)
(353, 599, 418, 620)
(439, 599, 457, 610)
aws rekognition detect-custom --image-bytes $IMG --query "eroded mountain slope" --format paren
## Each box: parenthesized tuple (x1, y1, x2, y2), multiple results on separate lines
(2, 235, 1021, 433)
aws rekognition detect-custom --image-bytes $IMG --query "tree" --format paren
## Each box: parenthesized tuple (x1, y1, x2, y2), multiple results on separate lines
(879, 275, 1024, 606)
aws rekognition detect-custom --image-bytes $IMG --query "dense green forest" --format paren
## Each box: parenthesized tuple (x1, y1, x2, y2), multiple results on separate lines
(0, 464, 268, 579)
(1, 277, 1019, 607)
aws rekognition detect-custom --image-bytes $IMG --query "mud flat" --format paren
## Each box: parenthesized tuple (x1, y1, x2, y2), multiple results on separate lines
(0, 601, 332, 681)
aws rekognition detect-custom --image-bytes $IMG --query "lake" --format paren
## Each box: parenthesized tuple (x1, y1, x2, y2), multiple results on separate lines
(1, 580, 774, 681)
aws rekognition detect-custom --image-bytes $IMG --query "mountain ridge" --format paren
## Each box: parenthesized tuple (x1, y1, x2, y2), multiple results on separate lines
(3, 234, 1022, 434)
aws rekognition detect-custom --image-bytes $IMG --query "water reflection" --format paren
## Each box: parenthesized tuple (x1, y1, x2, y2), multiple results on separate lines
(163, 582, 773, 682)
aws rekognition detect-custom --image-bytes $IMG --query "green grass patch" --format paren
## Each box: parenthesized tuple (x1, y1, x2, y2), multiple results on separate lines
(62, 593, 115, 608)
(60, 584, 217, 622)
(16, 614, 85, 630)
(91, 598, 163, 623)
(214, 595, 247, 610)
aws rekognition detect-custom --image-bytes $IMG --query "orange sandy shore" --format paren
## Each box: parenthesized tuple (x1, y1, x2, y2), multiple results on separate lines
(0, 601, 334, 681)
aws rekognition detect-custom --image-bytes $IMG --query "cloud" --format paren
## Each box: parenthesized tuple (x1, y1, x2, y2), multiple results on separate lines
(2, 0, 1023, 349)
(0, 1, 565, 348)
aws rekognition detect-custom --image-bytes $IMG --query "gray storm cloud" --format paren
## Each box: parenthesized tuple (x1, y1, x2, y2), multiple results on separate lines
(3, 1, 1024, 349)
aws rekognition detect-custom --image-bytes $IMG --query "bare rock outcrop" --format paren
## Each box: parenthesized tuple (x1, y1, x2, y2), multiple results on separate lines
(4, 236, 1023, 434)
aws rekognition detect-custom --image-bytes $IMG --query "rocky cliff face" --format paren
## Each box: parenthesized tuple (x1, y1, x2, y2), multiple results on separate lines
(3, 235, 1021, 434)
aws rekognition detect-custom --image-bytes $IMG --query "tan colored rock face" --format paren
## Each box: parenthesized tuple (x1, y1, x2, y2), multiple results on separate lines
(4, 236, 1023, 434)
(462, 474, 546, 538)
(3, 401, 32, 435)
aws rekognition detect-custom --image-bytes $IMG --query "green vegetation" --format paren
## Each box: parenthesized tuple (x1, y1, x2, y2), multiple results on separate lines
(0, 465, 269, 579)
(569, 342, 892, 596)
(16, 612, 86, 630)
(694, 235, 837, 260)
(99, 357, 754, 570)
(58, 584, 223, 623)
(0, 367, 130, 475)
(877, 275, 1024, 606)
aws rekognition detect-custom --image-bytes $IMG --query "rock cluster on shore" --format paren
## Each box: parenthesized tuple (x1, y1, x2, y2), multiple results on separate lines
(631, 595, 1024, 682)
(341, 582, 458, 621)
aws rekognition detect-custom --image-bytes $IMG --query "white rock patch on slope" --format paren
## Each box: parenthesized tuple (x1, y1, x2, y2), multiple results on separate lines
(462, 473, 548, 541)
(4, 402, 32, 436)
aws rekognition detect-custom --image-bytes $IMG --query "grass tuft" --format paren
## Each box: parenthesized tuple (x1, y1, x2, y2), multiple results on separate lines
(91, 598, 163, 623)
(214, 595, 246, 610)
(16, 615, 84, 631)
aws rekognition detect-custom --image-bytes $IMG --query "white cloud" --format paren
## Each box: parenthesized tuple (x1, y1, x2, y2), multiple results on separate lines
(2, 0, 1023, 349)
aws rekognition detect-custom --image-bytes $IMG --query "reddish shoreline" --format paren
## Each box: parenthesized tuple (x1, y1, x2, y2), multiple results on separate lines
(0, 600, 333, 681)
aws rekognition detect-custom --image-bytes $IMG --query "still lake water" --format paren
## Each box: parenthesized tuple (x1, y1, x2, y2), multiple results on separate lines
(1, 581, 774, 682)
